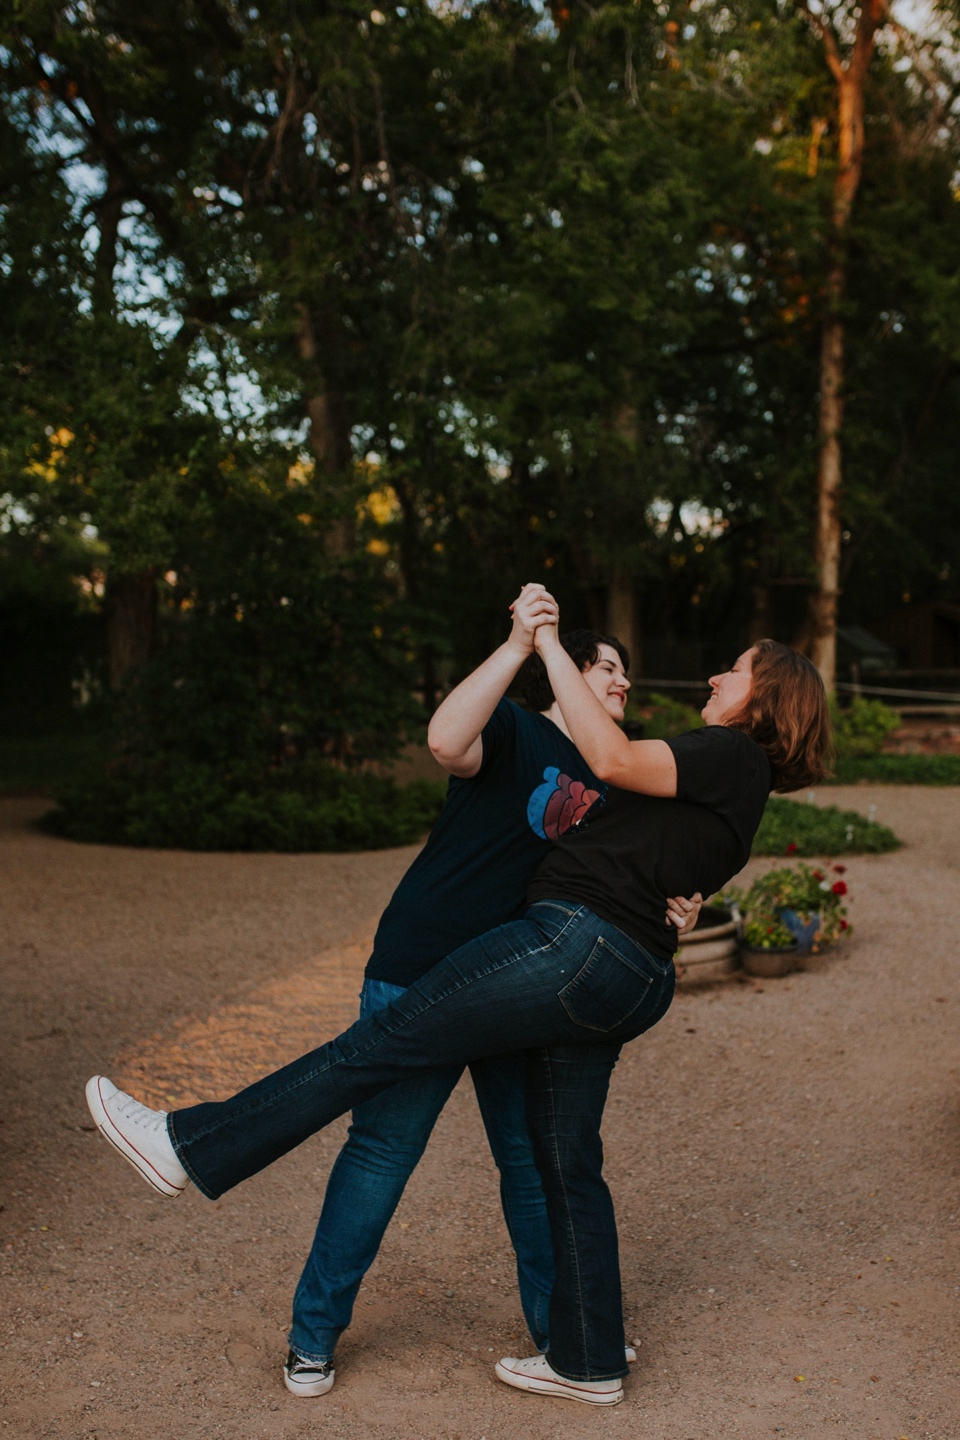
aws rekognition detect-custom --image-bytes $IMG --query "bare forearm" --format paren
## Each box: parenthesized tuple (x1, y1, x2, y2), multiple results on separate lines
(539, 641, 632, 777)
(540, 636, 677, 796)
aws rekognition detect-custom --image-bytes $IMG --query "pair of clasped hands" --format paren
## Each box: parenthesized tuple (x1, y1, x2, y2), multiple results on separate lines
(507, 583, 702, 939)
(507, 582, 562, 654)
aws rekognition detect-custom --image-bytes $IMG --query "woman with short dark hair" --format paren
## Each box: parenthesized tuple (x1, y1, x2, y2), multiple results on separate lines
(86, 591, 831, 1408)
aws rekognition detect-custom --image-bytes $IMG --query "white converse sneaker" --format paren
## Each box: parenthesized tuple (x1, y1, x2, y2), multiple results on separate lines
(283, 1350, 336, 1397)
(85, 1076, 189, 1198)
(495, 1354, 624, 1405)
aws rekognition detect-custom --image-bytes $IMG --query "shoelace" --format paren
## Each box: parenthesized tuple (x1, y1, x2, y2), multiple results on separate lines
(289, 1356, 331, 1376)
(114, 1092, 169, 1133)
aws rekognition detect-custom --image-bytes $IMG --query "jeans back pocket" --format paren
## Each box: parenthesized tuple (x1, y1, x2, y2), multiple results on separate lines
(558, 935, 654, 1033)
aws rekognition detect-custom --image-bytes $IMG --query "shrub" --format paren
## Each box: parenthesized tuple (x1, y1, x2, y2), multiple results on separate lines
(830, 696, 901, 758)
(40, 756, 446, 852)
(627, 691, 704, 740)
(752, 795, 900, 855)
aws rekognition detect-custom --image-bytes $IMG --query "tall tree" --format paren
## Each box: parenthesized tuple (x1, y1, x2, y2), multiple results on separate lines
(797, 0, 885, 691)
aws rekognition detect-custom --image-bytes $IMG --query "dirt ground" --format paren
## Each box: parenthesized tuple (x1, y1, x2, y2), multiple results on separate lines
(2, 786, 958, 1440)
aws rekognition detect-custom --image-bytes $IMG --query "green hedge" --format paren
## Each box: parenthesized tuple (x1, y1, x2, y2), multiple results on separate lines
(829, 754, 960, 785)
(752, 795, 900, 856)
(39, 758, 446, 852)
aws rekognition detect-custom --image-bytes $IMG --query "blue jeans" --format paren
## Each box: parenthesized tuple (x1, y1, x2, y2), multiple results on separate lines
(288, 977, 554, 1362)
(170, 902, 675, 1381)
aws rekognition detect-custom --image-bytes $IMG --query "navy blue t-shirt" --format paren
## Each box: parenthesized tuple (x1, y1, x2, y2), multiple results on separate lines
(365, 699, 603, 987)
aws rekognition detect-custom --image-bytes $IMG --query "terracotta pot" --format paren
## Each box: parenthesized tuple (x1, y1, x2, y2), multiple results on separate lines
(675, 905, 739, 986)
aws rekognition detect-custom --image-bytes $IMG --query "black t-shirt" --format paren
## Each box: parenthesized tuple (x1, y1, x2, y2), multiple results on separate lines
(527, 726, 771, 961)
(365, 699, 603, 987)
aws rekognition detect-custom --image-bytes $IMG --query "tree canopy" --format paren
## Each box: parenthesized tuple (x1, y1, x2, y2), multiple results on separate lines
(2, 0, 959, 759)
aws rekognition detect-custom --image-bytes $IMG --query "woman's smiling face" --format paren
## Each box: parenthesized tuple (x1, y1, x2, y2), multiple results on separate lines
(582, 643, 630, 720)
(702, 647, 756, 725)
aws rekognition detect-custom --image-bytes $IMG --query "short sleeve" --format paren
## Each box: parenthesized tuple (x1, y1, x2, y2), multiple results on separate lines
(474, 698, 517, 779)
(666, 726, 769, 816)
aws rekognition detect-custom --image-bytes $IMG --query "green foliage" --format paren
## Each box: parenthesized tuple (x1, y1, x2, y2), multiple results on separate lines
(739, 861, 848, 915)
(830, 754, 960, 785)
(752, 796, 900, 855)
(123, 449, 428, 768)
(40, 758, 445, 853)
(741, 915, 797, 951)
(3, 0, 960, 813)
(628, 692, 705, 741)
(831, 697, 901, 758)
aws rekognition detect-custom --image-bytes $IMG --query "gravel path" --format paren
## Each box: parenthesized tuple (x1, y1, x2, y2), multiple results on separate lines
(1, 787, 958, 1440)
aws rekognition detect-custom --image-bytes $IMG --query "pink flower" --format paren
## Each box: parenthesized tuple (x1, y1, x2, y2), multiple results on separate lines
(832, 880, 848, 896)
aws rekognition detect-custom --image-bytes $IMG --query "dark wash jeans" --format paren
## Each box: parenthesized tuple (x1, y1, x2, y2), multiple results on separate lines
(169, 901, 675, 1382)
(289, 977, 555, 1363)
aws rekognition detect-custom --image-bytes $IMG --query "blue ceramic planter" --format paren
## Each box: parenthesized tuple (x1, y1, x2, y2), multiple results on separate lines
(779, 908, 821, 952)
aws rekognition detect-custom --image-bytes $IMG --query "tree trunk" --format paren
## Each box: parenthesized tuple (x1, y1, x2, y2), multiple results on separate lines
(569, 544, 605, 633)
(106, 571, 158, 689)
(605, 566, 641, 678)
(804, 1, 883, 694)
(93, 170, 124, 316)
(808, 274, 845, 691)
(295, 302, 354, 555)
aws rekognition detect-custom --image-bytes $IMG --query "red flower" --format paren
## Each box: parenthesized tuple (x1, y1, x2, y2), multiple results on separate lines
(812, 870, 824, 882)
(832, 880, 848, 896)
(833, 863, 847, 874)
(839, 918, 849, 930)
(786, 842, 798, 855)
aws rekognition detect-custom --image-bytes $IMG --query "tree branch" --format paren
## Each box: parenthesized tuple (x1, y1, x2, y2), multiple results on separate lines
(795, 2, 846, 84)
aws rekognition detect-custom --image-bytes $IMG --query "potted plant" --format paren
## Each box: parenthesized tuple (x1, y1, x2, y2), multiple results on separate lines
(725, 863, 851, 978)
(738, 910, 800, 978)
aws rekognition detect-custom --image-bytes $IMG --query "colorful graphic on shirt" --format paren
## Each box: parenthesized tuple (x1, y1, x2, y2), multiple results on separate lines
(527, 767, 602, 840)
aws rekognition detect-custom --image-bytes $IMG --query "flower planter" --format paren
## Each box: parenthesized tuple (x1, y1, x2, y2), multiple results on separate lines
(740, 941, 799, 979)
(675, 905, 740, 986)
(726, 862, 851, 971)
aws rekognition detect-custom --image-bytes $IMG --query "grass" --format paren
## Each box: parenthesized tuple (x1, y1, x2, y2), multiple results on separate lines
(830, 754, 960, 786)
(753, 795, 900, 857)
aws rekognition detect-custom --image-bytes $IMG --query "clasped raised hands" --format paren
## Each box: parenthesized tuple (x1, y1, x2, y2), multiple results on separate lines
(508, 583, 560, 654)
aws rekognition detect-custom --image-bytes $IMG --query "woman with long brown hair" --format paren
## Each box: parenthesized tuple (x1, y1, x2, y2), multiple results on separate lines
(86, 591, 831, 1408)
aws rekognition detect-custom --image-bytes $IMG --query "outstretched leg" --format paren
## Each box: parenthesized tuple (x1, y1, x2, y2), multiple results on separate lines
(169, 904, 586, 1197)
(165, 903, 674, 1198)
